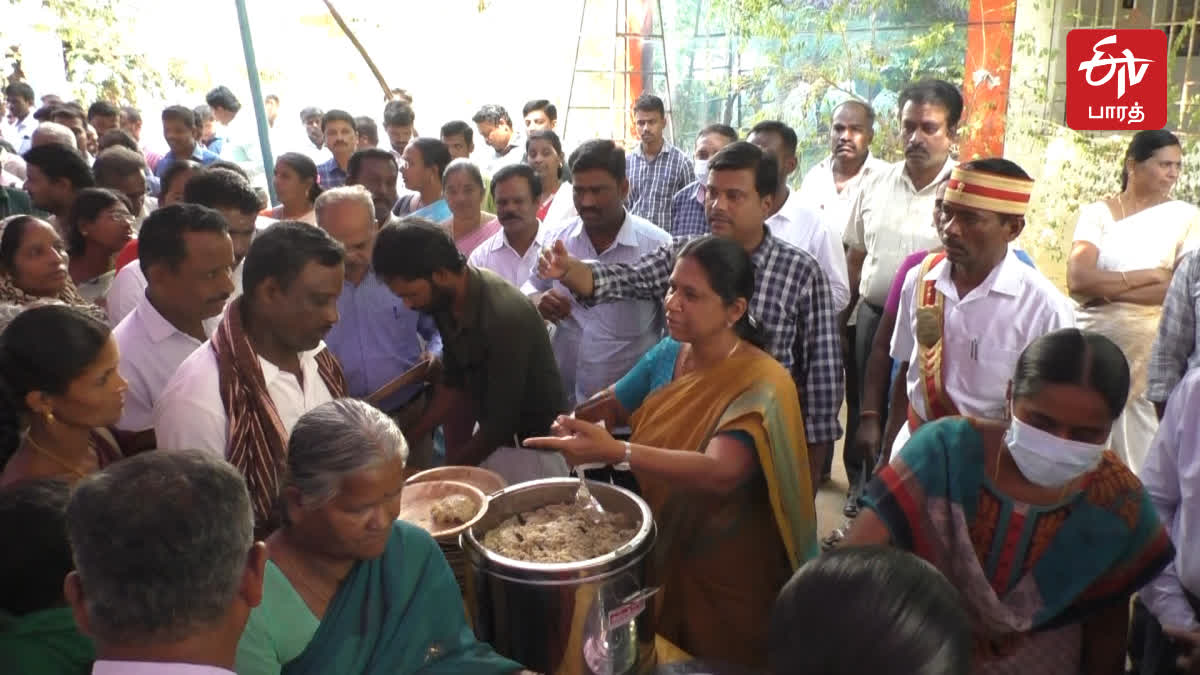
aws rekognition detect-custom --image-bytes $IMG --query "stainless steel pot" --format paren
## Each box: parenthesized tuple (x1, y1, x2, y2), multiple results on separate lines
(461, 478, 657, 675)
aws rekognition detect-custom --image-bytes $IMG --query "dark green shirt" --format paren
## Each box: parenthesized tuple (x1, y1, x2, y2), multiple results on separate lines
(435, 267, 565, 450)
(0, 187, 33, 220)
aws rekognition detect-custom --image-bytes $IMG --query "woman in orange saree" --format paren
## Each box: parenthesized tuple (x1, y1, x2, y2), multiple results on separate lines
(527, 236, 816, 668)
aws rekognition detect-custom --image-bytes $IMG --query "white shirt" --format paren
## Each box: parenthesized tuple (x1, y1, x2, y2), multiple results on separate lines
(797, 152, 888, 241)
(1141, 367, 1200, 631)
(153, 340, 337, 458)
(4, 112, 36, 155)
(113, 296, 221, 432)
(524, 211, 671, 407)
(93, 661, 233, 675)
(541, 181, 578, 232)
(844, 158, 956, 306)
(767, 188, 851, 312)
(468, 220, 548, 288)
(890, 249, 1075, 451)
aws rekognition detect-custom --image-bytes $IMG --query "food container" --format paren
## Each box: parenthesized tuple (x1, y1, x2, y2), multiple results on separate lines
(399, 480, 487, 598)
(462, 478, 657, 675)
(406, 465, 508, 496)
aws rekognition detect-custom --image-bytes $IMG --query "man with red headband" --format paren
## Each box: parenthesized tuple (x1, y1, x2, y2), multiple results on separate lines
(888, 158, 1074, 455)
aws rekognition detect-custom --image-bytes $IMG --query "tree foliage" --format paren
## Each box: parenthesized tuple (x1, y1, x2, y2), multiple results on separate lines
(2, 0, 164, 105)
(671, 0, 969, 169)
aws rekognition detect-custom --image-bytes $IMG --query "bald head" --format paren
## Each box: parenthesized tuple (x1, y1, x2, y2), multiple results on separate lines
(31, 122, 78, 150)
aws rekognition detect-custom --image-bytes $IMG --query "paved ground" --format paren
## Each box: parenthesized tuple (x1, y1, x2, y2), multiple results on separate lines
(815, 402, 864, 545)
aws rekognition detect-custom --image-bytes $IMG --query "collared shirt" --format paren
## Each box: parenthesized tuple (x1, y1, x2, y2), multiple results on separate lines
(93, 661, 234, 675)
(525, 212, 671, 407)
(1149, 251, 1200, 404)
(113, 294, 221, 431)
(468, 221, 548, 288)
(669, 179, 708, 237)
(106, 257, 248, 328)
(582, 228, 844, 444)
(797, 152, 888, 240)
(891, 249, 1074, 428)
(844, 158, 956, 306)
(625, 142, 693, 230)
(436, 267, 564, 450)
(481, 141, 525, 176)
(767, 188, 851, 313)
(153, 340, 337, 458)
(325, 270, 442, 411)
(5, 113, 35, 154)
(317, 157, 347, 188)
(1141, 366, 1200, 630)
(154, 144, 221, 179)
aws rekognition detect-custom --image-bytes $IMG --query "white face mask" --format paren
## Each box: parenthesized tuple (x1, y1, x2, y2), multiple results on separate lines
(694, 158, 708, 181)
(1003, 415, 1105, 488)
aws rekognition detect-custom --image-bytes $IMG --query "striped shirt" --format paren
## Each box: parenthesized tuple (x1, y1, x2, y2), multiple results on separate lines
(1149, 251, 1200, 404)
(625, 143, 693, 230)
(581, 229, 844, 444)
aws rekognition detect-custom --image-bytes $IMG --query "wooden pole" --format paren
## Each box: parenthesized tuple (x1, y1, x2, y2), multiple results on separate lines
(321, 0, 394, 101)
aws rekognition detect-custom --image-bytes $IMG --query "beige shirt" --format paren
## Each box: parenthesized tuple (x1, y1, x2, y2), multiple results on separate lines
(843, 158, 956, 306)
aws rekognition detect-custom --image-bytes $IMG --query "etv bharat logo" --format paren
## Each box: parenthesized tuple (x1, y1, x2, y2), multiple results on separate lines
(1067, 29, 1167, 131)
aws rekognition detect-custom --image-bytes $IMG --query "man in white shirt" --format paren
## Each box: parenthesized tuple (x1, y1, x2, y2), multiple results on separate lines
(114, 204, 234, 442)
(208, 85, 266, 190)
(154, 222, 346, 525)
(3, 82, 36, 154)
(107, 167, 265, 324)
(472, 104, 524, 175)
(797, 99, 888, 240)
(1141, 366, 1200, 670)
(748, 120, 850, 313)
(525, 140, 671, 407)
(64, 451, 266, 675)
(842, 79, 960, 499)
(889, 159, 1074, 455)
(470, 164, 547, 288)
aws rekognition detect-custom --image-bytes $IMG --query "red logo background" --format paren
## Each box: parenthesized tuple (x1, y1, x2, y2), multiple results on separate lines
(1066, 29, 1167, 131)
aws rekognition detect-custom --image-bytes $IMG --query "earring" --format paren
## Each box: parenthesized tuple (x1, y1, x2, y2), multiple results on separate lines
(44, 411, 54, 425)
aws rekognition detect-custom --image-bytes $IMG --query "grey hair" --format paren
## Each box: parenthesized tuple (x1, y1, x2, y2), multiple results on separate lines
(31, 122, 77, 150)
(284, 398, 408, 512)
(314, 184, 375, 226)
(65, 450, 253, 645)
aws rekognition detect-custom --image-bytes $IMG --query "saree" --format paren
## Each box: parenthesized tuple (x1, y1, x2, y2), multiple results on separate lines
(627, 343, 816, 667)
(0, 273, 107, 323)
(0, 606, 94, 675)
(1072, 199, 1200, 470)
(281, 521, 521, 675)
(862, 417, 1174, 674)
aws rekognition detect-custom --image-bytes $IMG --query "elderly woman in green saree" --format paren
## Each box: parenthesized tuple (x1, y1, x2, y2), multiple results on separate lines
(526, 236, 816, 669)
(234, 398, 523, 675)
(846, 329, 1174, 674)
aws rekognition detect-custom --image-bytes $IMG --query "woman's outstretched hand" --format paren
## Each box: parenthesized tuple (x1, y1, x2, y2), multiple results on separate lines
(524, 415, 623, 466)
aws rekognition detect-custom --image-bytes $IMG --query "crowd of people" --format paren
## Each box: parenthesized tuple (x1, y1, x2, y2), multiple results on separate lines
(3, 71, 1200, 675)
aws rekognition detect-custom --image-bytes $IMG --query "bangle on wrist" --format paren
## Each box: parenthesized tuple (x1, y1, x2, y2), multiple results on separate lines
(1121, 271, 1130, 287)
(622, 441, 632, 465)
(860, 410, 881, 419)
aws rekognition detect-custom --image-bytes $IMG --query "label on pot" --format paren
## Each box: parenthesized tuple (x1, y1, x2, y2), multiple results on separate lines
(607, 597, 646, 630)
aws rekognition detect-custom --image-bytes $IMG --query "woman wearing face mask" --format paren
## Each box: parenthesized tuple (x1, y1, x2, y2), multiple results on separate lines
(845, 328, 1174, 675)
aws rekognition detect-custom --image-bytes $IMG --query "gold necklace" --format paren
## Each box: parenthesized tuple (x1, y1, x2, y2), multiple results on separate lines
(25, 434, 90, 478)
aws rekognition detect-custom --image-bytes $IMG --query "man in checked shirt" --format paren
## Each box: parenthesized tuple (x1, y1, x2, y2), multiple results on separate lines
(537, 141, 844, 489)
(625, 94, 694, 230)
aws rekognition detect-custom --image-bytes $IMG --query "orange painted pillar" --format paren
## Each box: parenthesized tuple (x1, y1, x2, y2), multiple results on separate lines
(960, 0, 1018, 159)
(625, 0, 653, 139)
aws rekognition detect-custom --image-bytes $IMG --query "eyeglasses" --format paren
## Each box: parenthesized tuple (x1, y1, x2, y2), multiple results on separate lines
(107, 211, 136, 225)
